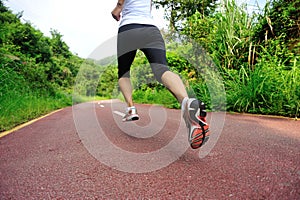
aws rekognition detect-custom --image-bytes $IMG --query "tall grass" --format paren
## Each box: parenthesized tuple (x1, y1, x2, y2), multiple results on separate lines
(0, 92, 70, 131)
(225, 49, 299, 118)
(0, 63, 71, 132)
(181, 0, 299, 118)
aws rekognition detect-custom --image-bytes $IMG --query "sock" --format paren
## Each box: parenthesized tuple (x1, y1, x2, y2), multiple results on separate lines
(127, 106, 136, 111)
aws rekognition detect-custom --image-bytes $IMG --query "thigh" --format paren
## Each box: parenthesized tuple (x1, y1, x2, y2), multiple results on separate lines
(141, 48, 167, 65)
(117, 50, 137, 78)
(141, 48, 169, 83)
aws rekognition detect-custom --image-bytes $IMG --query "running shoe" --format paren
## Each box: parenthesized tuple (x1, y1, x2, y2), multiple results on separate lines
(183, 98, 210, 149)
(123, 106, 140, 122)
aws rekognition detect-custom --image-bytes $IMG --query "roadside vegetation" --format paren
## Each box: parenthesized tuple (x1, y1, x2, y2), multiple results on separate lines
(134, 0, 300, 117)
(1, 0, 299, 131)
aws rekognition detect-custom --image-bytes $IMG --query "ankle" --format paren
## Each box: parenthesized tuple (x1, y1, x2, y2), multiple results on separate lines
(181, 97, 189, 113)
(127, 106, 136, 110)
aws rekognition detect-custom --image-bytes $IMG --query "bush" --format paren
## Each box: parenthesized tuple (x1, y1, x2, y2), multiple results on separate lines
(133, 86, 180, 109)
(225, 53, 299, 117)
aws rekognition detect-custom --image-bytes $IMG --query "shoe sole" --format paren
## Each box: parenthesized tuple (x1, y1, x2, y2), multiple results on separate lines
(189, 126, 206, 149)
(123, 114, 139, 122)
(184, 99, 210, 149)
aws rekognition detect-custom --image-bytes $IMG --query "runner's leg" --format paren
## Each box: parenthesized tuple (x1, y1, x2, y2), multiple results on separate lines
(141, 47, 188, 104)
(119, 77, 134, 107)
(117, 50, 137, 107)
(160, 71, 188, 104)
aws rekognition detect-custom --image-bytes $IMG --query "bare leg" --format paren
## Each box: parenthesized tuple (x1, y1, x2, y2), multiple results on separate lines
(118, 77, 134, 107)
(161, 71, 188, 104)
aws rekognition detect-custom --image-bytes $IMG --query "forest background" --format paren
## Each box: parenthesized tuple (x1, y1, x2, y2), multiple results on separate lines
(0, 0, 299, 131)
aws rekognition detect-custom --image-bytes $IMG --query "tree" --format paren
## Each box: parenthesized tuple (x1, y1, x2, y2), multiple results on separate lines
(254, 0, 300, 48)
(0, 0, 7, 13)
(153, 0, 218, 30)
(50, 29, 72, 58)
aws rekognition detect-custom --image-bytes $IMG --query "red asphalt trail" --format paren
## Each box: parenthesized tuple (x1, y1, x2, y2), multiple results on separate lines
(0, 101, 299, 199)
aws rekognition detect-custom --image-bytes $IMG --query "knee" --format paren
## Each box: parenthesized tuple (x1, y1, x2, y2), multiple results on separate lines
(152, 63, 170, 83)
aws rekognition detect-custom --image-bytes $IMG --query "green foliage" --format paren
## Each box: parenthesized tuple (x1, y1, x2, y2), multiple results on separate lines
(225, 58, 299, 117)
(254, 0, 300, 44)
(73, 59, 119, 99)
(129, 49, 200, 107)
(182, 0, 255, 70)
(130, 51, 156, 89)
(153, 0, 218, 30)
(50, 29, 72, 58)
(73, 60, 100, 97)
(133, 86, 180, 109)
(0, 61, 71, 131)
(253, 0, 300, 65)
(167, 51, 195, 79)
(97, 65, 118, 98)
(0, 1, 82, 131)
(176, 0, 299, 117)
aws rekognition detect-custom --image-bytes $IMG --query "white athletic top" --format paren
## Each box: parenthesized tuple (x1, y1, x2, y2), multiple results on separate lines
(119, 0, 156, 27)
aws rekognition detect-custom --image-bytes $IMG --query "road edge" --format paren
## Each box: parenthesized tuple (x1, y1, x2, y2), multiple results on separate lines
(0, 109, 63, 139)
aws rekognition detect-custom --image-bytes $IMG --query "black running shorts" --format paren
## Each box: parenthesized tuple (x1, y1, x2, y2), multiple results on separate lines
(117, 24, 169, 83)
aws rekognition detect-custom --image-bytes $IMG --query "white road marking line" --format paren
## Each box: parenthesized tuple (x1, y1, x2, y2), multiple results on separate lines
(97, 102, 105, 107)
(113, 111, 125, 118)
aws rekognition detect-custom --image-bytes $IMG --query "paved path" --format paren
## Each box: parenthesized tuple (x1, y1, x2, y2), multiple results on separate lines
(0, 100, 299, 199)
